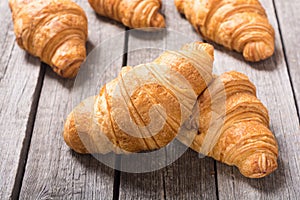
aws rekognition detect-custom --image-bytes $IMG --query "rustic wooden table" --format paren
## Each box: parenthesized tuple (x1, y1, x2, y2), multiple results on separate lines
(1, 0, 300, 199)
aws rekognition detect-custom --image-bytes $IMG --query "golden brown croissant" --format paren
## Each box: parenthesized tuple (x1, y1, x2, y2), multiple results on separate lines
(64, 42, 214, 153)
(175, 0, 275, 62)
(9, 0, 88, 78)
(63, 42, 278, 178)
(187, 71, 278, 178)
(88, 0, 165, 28)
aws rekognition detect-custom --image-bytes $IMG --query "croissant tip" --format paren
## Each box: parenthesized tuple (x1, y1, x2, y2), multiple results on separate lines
(243, 41, 274, 62)
(239, 153, 278, 178)
(181, 42, 214, 61)
(51, 38, 86, 78)
(200, 43, 214, 60)
(61, 60, 83, 78)
(150, 13, 166, 28)
(63, 112, 89, 154)
(174, 0, 185, 13)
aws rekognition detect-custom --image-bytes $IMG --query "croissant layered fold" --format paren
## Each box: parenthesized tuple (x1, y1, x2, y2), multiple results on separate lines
(63, 42, 278, 178)
(64, 42, 214, 153)
(188, 71, 278, 178)
(88, 0, 165, 28)
(9, 0, 88, 78)
(175, 0, 275, 62)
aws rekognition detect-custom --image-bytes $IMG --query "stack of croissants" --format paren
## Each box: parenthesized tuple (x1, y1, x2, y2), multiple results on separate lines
(9, 0, 278, 178)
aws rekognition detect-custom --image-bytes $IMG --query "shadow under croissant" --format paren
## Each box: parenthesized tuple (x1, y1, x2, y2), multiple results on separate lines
(24, 51, 40, 66)
(41, 65, 75, 89)
(216, 157, 285, 193)
(86, 40, 96, 55)
(94, 13, 126, 30)
(203, 40, 280, 72)
(69, 149, 114, 177)
(129, 28, 168, 42)
(22, 51, 75, 88)
(69, 146, 284, 195)
(176, 8, 278, 70)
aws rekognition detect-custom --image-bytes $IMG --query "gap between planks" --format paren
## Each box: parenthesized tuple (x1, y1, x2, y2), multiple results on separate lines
(272, 0, 300, 120)
(112, 29, 129, 200)
(11, 65, 46, 200)
(10, 0, 300, 199)
(18, 0, 125, 198)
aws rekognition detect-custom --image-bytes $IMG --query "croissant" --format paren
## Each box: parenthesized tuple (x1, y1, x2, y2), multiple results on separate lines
(175, 0, 275, 62)
(88, 0, 165, 28)
(63, 42, 214, 153)
(63, 42, 278, 178)
(9, 0, 88, 78)
(187, 71, 278, 178)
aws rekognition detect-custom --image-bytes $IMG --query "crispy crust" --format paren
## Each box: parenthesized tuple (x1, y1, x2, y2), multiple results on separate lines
(63, 43, 278, 178)
(175, 0, 275, 62)
(9, 0, 88, 78)
(88, 0, 165, 28)
(63, 42, 214, 153)
(190, 71, 278, 178)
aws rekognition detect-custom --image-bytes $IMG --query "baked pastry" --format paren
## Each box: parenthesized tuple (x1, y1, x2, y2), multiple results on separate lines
(63, 42, 278, 178)
(9, 0, 88, 78)
(88, 0, 165, 28)
(187, 71, 278, 178)
(63, 42, 213, 153)
(175, 0, 275, 62)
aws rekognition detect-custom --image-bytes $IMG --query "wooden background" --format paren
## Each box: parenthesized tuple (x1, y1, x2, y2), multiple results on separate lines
(0, 0, 299, 199)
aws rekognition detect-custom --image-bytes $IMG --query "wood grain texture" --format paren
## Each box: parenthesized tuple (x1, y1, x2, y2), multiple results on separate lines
(1, 0, 299, 199)
(119, 170, 165, 200)
(118, 27, 166, 200)
(162, 0, 300, 199)
(19, 0, 125, 199)
(273, 0, 300, 113)
(210, 0, 300, 199)
(165, 149, 217, 200)
(0, 0, 43, 199)
(162, 1, 218, 199)
(119, 1, 217, 199)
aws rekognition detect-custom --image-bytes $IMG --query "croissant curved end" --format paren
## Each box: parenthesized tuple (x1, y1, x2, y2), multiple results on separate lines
(238, 152, 278, 178)
(174, 0, 184, 13)
(243, 41, 274, 62)
(51, 38, 86, 78)
(63, 112, 89, 154)
(199, 42, 214, 60)
(61, 60, 82, 78)
(150, 13, 166, 28)
(184, 42, 214, 60)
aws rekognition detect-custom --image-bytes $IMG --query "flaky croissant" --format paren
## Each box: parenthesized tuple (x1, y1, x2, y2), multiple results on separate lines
(175, 0, 275, 62)
(88, 0, 165, 28)
(64, 42, 214, 153)
(187, 71, 278, 178)
(9, 0, 88, 78)
(63, 42, 278, 178)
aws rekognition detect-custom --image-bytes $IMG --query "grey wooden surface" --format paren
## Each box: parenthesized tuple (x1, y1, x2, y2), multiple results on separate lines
(0, 0, 43, 199)
(0, 0, 299, 199)
(213, 0, 300, 199)
(18, 0, 125, 199)
(273, 0, 300, 111)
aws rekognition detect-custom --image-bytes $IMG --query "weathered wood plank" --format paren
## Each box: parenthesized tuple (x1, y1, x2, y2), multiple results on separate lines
(119, 1, 217, 199)
(162, 1, 218, 199)
(211, 0, 300, 199)
(19, 1, 125, 199)
(117, 4, 176, 199)
(119, 170, 165, 200)
(165, 149, 217, 200)
(118, 27, 166, 200)
(157, 0, 300, 199)
(0, 1, 43, 199)
(273, 0, 300, 114)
